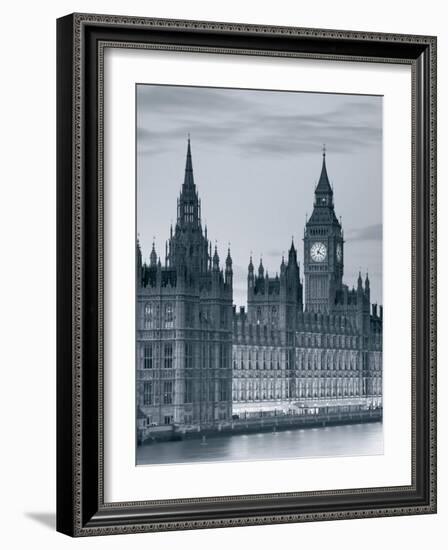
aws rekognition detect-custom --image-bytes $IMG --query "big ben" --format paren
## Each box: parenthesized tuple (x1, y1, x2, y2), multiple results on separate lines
(303, 148, 344, 313)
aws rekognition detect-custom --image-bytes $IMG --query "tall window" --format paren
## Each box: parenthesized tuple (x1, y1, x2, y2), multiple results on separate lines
(143, 344, 153, 369)
(164, 343, 173, 369)
(203, 344, 209, 370)
(143, 382, 153, 405)
(185, 342, 193, 369)
(184, 379, 193, 403)
(270, 306, 278, 326)
(163, 381, 173, 404)
(220, 344, 229, 369)
(219, 379, 229, 402)
(220, 306, 227, 328)
(185, 303, 194, 327)
(164, 303, 174, 328)
(144, 303, 154, 329)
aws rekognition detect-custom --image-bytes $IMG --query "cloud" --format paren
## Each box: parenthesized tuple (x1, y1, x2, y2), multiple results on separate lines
(347, 224, 382, 242)
(136, 85, 382, 158)
(137, 84, 252, 114)
(239, 102, 381, 157)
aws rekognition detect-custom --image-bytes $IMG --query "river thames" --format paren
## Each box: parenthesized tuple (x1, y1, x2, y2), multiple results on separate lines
(136, 421, 383, 466)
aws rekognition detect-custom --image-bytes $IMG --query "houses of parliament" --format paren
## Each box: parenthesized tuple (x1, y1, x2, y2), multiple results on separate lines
(136, 139, 382, 432)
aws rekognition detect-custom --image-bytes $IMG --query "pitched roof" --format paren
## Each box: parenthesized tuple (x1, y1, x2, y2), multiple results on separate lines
(183, 137, 195, 189)
(315, 152, 333, 195)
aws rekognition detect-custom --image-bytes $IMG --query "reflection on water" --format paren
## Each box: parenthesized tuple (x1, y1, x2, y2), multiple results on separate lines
(136, 422, 383, 466)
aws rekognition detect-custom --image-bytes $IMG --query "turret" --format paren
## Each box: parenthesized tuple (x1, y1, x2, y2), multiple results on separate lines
(225, 248, 233, 285)
(213, 245, 220, 271)
(136, 239, 142, 287)
(150, 241, 157, 267)
(177, 137, 201, 229)
(248, 255, 254, 292)
(280, 254, 286, 277)
(168, 138, 209, 274)
(357, 271, 363, 292)
(314, 145, 334, 208)
(258, 258, 264, 278)
(156, 257, 162, 285)
(288, 239, 298, 270)
(365, 272, 370, 300)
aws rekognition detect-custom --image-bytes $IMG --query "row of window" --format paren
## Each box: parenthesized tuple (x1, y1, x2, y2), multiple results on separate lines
(142, 379, 230, 406)
(141, 377, 382, 407)
(182, 203, 196, 224)
(142, 342, 230, 370)
(143, 343, 173, 369)
(231, 355, 361, 372)
(296, 334, 360, 349)
(142, 344, 378, 372)
(144, 303, 174, 329)
(144, 302, 231, 330)
(296, 351, 360, 371)
(143, 380, 173, 405)
(232, 378, 365, 401)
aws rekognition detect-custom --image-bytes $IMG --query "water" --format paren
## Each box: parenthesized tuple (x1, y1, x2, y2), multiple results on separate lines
(136, 422, 383, 466)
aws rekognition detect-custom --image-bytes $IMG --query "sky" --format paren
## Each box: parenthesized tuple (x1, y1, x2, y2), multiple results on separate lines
(137, 84, 383, 308)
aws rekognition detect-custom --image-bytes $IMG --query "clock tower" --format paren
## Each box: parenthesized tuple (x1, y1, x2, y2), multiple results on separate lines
(303, 148, 344, 313)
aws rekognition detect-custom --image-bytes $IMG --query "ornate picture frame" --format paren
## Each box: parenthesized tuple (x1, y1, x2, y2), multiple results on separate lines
(56, 13, 437, 536)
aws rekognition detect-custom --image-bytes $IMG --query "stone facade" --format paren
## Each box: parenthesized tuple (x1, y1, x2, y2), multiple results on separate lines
(136, 140, 233, 429)
(137, 141, 382, 432)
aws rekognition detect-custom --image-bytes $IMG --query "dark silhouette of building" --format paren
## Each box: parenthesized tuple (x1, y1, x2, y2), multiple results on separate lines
(137, 140, 382, 437)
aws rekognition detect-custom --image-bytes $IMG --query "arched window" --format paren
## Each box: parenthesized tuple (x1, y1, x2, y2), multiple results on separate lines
(144, 303, 154, 329)
(164, 302, 174, 328)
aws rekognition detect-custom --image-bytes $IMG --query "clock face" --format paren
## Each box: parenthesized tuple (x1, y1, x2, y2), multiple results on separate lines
(310, 242, 327, 263)
(336, 243, 342, 262)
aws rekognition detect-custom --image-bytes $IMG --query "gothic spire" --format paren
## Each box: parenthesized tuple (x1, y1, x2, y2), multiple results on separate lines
(150, 241, 157, 267)
(289, 237, 296, 253)
(288, 238, 297, 264)
(280, 254, 286, 275)
(357, 271, 363, 289)
(315, 145, 333, 197)
(213, 245, 220, 270)
(225, 247, 233, 285)
(177, 137, 200, 228)
(183, 136, 195, 189)
(226, 247, 233, 269)
(136, 238, 142, 265)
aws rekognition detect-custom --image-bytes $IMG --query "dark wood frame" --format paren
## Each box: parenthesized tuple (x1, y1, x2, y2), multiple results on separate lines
(57, 13, 437, 537)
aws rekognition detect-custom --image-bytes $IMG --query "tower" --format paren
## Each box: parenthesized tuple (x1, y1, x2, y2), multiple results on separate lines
(168, 137, 209, 274)
(137, 138, 233, 435)
(303, 148, 344, 313)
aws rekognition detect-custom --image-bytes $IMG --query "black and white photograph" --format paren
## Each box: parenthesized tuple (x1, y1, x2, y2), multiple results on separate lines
(0, 0, 441, 545)
(135, 84, 383, 466)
